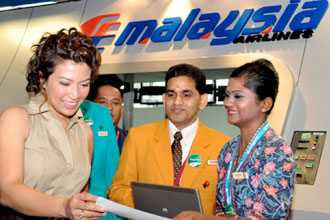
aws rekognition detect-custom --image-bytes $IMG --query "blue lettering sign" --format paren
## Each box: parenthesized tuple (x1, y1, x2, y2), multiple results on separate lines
(115, 20, 157, 46)
(211, 9, 253, 45)
(290, 0, 328, 31)
(242, 6, 281, 35)
(85, 0, 329, 48)
(187, 13, 220, 40)
(151, 18, 181, 42)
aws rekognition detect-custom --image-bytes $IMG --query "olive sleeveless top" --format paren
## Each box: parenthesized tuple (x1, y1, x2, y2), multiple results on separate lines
(23, 93, 91, 197)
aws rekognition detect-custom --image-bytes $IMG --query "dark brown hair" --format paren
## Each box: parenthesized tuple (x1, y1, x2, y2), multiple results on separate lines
(26, 27, 101, 95)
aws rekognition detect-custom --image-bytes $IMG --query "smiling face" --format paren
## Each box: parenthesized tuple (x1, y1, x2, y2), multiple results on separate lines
(224, 77, 269, 129)
(162, 76, 208, 130)
(42, 59, 91, 121)
(94, 85, 124, 127)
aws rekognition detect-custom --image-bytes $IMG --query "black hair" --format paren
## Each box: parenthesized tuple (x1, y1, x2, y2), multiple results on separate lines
(230, 58, 279, 114)
(165, 63, 206, 95)
(87, 74, 126, 101)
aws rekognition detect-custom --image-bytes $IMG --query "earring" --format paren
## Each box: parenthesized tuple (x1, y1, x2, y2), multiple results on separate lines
(262, 108, 266, 112)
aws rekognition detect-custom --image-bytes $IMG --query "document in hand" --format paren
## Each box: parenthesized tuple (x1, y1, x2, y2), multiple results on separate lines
(131, 181, 203, 218)
(96, 197, 170, 220)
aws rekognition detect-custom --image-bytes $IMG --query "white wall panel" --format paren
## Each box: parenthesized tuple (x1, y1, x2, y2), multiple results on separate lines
(0, 0, 87, 111)
(283, 4, 330, 213)
(0, 9, 32, 109)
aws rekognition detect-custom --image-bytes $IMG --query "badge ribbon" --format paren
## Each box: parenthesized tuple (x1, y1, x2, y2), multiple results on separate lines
(224, 121, 270, 215)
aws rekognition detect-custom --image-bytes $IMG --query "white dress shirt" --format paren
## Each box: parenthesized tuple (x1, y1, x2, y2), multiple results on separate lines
(169, 118, 199, 165)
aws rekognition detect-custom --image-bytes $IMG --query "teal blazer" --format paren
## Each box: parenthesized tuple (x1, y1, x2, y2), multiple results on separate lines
(81, 100, 121, 220)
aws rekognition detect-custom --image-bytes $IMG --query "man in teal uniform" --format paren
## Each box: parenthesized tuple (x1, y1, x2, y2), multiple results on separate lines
(80, 100, 121, 220)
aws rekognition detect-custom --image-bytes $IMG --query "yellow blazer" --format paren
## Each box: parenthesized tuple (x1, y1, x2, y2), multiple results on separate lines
(108, 119, 230, 215)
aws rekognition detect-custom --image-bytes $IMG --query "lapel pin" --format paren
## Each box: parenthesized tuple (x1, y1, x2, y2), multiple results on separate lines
(83, 116, 93, 126)
(188, 154, 202, 167)
(203, 180, 210, 188)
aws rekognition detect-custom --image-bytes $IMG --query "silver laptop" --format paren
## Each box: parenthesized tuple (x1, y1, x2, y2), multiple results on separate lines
(131, 181, 203, 218)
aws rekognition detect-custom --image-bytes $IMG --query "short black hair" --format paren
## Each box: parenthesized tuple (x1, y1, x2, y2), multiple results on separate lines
(165, 63, 206, 95)
(230, 59, 279, 114)
(87, 74, 126, 101)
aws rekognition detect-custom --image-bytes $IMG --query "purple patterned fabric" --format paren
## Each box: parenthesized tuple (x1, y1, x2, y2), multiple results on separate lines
(216, 128, 295, 220)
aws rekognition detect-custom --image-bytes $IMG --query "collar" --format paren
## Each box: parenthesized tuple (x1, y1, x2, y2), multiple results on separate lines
(169, 118, 199, 140)
(168, 119, 199, 166)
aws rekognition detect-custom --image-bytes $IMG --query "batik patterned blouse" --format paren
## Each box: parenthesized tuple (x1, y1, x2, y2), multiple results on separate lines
(216, 127, 295, 220)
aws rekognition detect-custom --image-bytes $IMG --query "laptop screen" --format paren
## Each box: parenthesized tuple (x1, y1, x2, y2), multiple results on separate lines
(131, 181, 203, 218)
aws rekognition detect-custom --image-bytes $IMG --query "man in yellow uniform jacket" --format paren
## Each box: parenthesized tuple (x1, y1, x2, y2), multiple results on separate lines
(108, 63, 230, 215)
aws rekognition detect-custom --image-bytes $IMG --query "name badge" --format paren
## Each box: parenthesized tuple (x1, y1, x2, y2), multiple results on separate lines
(98, 131, 108, 136)
(232, 172, 249, 180)
(207, 160, 217, 165)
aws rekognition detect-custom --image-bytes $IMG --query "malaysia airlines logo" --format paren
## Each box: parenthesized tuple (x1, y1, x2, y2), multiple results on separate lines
(81, 13, 121, 52)
(81, 0, 328, 52)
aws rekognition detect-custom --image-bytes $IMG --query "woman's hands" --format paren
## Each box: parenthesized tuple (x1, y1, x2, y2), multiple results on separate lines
(64, 192, 106, 220)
